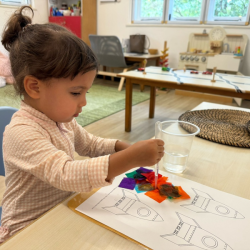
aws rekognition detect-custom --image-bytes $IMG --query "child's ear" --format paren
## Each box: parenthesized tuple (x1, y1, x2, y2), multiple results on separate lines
(23, 75, 42, 99)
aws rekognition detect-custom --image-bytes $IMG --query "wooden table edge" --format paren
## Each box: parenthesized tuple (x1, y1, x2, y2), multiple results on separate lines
(0, 193, 76, 246)
(67, 190, 152, 250)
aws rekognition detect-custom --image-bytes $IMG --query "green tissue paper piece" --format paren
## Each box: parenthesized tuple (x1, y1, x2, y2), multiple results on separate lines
(125, 171, 138, 178)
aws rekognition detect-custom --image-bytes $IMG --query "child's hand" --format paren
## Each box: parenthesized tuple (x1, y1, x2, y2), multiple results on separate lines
(107, 139, 164, 181)
(128, 139, 164, 166)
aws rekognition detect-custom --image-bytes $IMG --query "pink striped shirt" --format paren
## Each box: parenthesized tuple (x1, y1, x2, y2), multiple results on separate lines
(0, 102, 117, 242)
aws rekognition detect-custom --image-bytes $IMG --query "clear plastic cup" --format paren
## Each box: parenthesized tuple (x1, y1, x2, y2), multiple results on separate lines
(156, 120, 200, 173)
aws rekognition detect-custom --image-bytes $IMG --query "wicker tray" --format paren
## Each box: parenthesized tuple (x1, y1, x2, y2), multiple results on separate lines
(179, 109, 250, 148)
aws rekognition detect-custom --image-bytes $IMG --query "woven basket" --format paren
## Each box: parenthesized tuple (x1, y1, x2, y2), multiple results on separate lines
(179, 109, 250, 148)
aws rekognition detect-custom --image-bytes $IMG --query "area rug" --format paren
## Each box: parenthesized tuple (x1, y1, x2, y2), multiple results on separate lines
(0, 83, 150, 127)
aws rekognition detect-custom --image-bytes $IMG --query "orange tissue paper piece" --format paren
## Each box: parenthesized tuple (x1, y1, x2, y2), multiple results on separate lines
(177, 186, 190, 199)
(145, 189, 167, 203)
(151, 176, 169, 188)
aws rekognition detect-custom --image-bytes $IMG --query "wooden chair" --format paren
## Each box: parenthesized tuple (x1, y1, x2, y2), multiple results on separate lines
(89, 35, 138, 91)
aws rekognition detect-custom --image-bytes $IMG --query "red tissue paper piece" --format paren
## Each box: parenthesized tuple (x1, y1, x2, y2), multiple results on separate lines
(141, 172, 162, 183)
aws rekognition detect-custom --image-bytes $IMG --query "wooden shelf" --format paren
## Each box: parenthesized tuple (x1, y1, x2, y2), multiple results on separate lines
(194, 33, 208, 36)
(226, 34, 243, 38)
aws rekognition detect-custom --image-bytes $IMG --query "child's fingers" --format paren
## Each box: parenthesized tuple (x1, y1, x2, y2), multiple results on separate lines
(155, 139, 164, 146)
(158, 152, 164, 158)
(158, 146, 164, 152)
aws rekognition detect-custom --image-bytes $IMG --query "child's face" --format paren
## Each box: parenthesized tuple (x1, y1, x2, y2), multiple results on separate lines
(38, 70, 96, 123)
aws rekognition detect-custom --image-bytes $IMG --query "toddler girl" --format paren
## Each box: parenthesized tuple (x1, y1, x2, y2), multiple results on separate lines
(0, 6, 164, 242)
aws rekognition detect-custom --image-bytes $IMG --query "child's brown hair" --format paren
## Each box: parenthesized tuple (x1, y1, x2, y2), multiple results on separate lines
(1, 6, 98, 96)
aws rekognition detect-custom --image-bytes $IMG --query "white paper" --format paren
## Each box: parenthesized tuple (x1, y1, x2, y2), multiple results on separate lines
(76, 169, 250, 250)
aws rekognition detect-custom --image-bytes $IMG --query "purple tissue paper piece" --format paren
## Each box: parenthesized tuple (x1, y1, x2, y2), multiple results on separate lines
(118, 178, 136, 190)
(136, 167, 153, 174)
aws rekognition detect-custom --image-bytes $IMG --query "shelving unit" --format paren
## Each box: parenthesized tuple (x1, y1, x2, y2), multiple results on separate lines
(226, 35, 243, 38)
(194, 33, 208, 36)
(48, 0, 96, 46)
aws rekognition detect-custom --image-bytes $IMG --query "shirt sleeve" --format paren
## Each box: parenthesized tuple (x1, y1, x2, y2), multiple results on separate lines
(72, 119, 118, 157)
(3, 124, 113, 193)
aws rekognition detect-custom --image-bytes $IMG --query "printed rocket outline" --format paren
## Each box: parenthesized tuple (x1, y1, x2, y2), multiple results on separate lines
(181, 188, 245, 219)
(102, 188, 163, 222)
(161, 212, 233, 250)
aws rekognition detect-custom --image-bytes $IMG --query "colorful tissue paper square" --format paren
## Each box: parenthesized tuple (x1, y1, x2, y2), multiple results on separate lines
(138, 183, 154, 192)
(136, 167, 153, 174)
(135, 185, 147, 193)
(159, 184, 181, 198)
(125, 171, 139, 179)
(141, 172, 163, 183)
(176, 186, 190, 199)
(145, 189, 167, 203)
(136, 179, 149, 184)
(133, 173, 146, 180)
(118, 178, 136, 190)
(158, 184, 190, 200)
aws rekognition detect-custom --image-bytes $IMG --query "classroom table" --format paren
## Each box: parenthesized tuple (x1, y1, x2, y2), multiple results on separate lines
(117, 66, 250, 132)
(101, 53, 161, 91)
(124, 53, 160, 66)
(0, 102, 250, 250)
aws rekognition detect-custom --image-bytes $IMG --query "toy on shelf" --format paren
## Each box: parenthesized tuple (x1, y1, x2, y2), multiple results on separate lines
(160, 41, 170, 71)
(190, 71, 198, 74)
(211, 67, 217, 82)
(234, 46, 243, 56)
(202, 71, 212, 75)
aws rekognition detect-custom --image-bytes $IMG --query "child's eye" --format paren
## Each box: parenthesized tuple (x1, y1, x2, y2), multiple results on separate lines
(71, 92, 81, 96)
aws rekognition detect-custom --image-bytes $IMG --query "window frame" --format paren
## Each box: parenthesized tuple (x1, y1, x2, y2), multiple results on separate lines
(166, 0, 206, 25)
(204, 0, 250, 26)
(0, 0, 31, 6)
(132, 0, 166, 24)
(131, 0, 250, 26)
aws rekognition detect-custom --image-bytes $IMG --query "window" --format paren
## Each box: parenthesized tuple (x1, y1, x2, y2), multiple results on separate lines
(205, 0, 250, 25)
(0, 0, 31, 6)
(167, 0, 206, 24)
(132, 0, 165, 23)
(132, 0, 250, 25)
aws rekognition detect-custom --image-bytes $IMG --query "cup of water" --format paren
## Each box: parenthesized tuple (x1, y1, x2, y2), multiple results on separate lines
(156, 120, 200, 174)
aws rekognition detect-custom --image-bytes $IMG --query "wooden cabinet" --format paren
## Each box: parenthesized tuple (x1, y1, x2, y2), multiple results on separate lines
(81, 0, 97, 46)
(49, 0, 97, 46)
(49, 16, 81, 38)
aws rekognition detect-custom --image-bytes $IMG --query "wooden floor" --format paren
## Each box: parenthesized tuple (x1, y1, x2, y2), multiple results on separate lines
(81, 78, 239, 144)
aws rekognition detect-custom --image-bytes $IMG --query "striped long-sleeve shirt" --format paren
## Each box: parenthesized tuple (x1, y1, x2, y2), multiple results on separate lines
(0, 101, 117, 242)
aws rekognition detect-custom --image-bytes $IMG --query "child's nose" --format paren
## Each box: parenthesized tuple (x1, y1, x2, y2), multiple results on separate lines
(80, 97, 87, 107)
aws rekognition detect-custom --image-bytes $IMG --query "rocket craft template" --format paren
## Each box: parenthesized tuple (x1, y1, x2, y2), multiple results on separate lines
(181, 188, 244, 219)
(161, 213, 233, 250)
(102, 188, 163, 222)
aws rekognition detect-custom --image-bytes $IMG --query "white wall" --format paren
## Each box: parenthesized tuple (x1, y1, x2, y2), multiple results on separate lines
(0, 0, 49, 55)
(97, 1, 250, 76)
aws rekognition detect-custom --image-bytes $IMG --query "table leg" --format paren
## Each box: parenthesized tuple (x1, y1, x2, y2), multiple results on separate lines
(149, 86, 156, 118)
(139, 61, 145, 92)
(156, 58, 160, 66)
(103, 66, 106, 80)
(125, 79, 133, 132)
